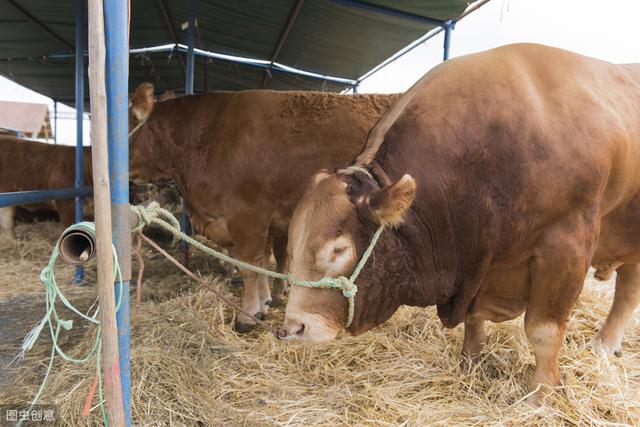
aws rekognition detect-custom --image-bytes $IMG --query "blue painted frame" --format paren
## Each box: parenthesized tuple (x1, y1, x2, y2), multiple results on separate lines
(74, 0, 85, 284)
(179, 0, 196, 264)
(104, 0, 132, 424)
(0, 187, 92, 208)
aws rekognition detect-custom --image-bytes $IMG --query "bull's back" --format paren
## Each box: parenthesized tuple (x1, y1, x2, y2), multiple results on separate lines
(205, 91, 399, 203)
(369, 44, 640, 259)
(0, 136, 88, 191)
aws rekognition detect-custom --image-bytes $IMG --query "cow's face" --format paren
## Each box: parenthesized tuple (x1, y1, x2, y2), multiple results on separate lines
(278, 170, 416, 343)
(128, 83, 175, 183)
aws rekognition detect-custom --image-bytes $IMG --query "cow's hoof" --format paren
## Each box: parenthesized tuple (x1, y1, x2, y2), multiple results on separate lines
(269, 296, 285, 308)
(524, 393, 542, 408)
(589, 335, 622, 358)
(234, 320, 256, 333)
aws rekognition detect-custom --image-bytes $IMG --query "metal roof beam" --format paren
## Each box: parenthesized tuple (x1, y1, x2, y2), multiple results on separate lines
(261, 0, 305, 88)
(0, 43, 357, 87)
(328, 0, 446, 27)
(4, 0, 75, 51)
(155, 0, 186, 74)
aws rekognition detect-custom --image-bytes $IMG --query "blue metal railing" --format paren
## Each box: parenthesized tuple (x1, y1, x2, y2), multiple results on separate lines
(0, 187, 92, 208)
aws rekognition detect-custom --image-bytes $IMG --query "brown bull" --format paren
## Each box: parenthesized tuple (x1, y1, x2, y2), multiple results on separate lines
(279, 44, 640, 403)
(128, 85, 399, 331)
(0, 135, 92, 238)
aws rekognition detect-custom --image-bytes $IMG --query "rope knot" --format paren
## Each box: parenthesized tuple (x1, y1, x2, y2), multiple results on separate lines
(130, 204, 152, 232)
(336, 276, 357, 298)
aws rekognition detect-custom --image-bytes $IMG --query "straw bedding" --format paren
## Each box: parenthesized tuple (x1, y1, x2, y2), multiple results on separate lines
(0, 221, 638, 426)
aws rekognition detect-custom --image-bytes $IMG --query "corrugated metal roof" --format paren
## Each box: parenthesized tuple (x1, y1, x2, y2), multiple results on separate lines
(0, 0, 474, 105)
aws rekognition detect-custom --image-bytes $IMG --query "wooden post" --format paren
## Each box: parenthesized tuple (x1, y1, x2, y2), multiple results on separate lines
(87, 1, 125, 425)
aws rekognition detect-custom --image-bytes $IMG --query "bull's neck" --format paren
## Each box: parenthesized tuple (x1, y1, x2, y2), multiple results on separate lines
(351, 222, 443, 334)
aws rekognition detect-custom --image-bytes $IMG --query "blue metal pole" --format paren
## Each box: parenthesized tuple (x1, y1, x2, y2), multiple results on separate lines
(74, 0, 84, 284)
(443, 20, 455, 61)
(53, 100, 57, 145)
(185, 0, 195, 94)
(104, 0, 132, 425)
(180, 0, 196, 266)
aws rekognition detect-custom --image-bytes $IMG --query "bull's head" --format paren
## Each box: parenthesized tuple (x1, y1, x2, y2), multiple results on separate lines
(278, 168, 416, 342)
(128, 82, 175, 183)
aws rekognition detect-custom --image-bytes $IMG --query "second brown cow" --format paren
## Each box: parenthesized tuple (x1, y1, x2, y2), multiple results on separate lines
(128, 84, 399, 331)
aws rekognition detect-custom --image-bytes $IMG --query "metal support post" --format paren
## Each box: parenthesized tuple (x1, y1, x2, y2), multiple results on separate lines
(443, 20, 455, 61)
(104, 0, 132, 424)
(74, 0, 84, 284)
(180, 0, 196, 266)
(53, 100, 58, 144)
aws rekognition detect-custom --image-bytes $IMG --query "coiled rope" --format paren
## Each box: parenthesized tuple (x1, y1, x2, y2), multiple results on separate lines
(17, 203, 382, 426)
(13, 222, 123, 427)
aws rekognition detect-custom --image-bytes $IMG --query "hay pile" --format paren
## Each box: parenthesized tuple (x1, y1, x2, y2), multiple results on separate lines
(1, 221, 638, 426)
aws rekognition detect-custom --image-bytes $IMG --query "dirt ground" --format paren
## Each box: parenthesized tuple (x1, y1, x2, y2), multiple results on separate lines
(0, 220, 638, 426)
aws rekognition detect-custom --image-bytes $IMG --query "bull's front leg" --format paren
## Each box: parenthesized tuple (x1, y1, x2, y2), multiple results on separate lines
(0, 206, 15, 239)
(524, 219, 592, 405)
(270, 234, 289, 307)
(462, 316, 486, 361)
(54, 200, 76, 226)
(227, 208, 272, 333)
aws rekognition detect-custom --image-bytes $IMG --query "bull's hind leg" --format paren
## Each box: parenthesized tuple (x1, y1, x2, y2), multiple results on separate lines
(597, 263, 640, 356)
(271, 234, 289, 307)
(0, 206, 15, 239)
(524, 220, 593, 405)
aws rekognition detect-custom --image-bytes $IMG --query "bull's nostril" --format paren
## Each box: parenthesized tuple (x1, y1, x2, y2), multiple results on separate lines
(275, 323, 305, 341)
(296, 324, 305, 336)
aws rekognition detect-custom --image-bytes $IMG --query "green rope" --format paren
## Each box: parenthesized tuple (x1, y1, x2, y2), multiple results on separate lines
(15, 222, 123, 427)
(18, 203, 381, 427)
(131, 203, 384, 327)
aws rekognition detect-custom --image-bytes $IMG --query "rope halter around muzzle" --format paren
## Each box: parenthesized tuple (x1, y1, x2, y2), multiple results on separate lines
(287, 225, 385, 328)
(130, 203, 384, 328)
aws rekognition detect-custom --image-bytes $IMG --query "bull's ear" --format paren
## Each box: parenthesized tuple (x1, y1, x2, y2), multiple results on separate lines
(368, 174, 416, 227)
(130, 82, 155, 121)
(158, 90, 176, 102)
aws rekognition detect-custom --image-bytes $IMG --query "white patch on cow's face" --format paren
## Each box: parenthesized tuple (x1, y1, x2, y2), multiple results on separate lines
(315, 235, 356, 278)
(281, 175, 355, 342)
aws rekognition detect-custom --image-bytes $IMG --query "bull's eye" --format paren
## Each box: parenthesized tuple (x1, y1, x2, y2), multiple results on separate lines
(333, 246, 347, 256)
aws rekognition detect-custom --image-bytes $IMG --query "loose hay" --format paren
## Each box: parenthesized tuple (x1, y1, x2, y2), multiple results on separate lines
(1, 221, 639, 426)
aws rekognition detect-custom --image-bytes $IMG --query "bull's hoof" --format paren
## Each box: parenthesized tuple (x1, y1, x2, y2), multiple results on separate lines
(234, 320, 257, 333)
(524, 392, 542, 408)
(268, 297, 285, 308)
(589, 335, 622, 358)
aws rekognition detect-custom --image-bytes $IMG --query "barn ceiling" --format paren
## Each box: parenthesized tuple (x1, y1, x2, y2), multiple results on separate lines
(0, 0, 473, 105)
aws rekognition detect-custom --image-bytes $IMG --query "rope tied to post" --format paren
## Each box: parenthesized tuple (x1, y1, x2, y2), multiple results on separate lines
(13, 222, 124, 427)
(130, 202, 384, 327)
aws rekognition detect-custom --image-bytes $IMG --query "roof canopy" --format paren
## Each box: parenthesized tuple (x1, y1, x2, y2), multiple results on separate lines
(0, 0, 474, 104)
(0, 100, 51, 137)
